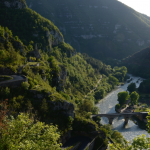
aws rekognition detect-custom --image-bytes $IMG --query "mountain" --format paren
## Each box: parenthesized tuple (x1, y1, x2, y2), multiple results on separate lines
(24, 0, 150, 61)
(0, 0, 27, 9)
(0, 0, 64, 52)
(123, 46, 150, 67)
(0, 0, 131, 148)
(0, 0, 127, 126)
(122, 46, 150, 78)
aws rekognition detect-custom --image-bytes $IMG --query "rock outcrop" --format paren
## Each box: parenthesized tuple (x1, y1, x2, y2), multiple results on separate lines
(51, 65, 67, 92)
(50, 100, 75, 118)
(46, 30, 64, 51)
(0, 67, 16, 75)
(29, 90, 75, 118)
(28, 44, 41, 59)
(1, 0, 27, 9)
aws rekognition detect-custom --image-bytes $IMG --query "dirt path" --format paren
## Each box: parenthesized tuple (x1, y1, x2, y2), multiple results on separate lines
(83, 75, 102, 101)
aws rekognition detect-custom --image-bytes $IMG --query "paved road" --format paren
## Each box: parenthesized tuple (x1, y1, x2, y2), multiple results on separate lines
(62, 136, 92, 150)
(0, 75, 25, 84)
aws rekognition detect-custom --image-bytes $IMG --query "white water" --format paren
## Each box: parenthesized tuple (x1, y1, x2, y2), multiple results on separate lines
(97, 74, 150, 141)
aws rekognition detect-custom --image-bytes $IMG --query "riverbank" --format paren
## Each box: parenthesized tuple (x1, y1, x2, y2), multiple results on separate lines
(97, 74, 150, 141)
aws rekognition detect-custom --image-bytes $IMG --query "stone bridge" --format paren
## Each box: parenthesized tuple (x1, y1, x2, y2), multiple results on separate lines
(92, 112, 148, 124)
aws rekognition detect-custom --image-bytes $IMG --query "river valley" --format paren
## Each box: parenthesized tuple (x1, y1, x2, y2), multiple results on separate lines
(97, 74, 150, 141)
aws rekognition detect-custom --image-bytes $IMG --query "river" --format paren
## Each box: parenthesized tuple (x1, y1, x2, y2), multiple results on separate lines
(97, 74, 150, 141)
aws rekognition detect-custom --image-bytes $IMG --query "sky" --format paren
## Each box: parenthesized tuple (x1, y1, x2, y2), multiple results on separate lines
(117, 0, 150, 17)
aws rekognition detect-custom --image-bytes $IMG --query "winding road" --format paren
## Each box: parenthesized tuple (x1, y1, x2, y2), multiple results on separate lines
(0, 75, 27, 87)
(0, 75, 25, 84)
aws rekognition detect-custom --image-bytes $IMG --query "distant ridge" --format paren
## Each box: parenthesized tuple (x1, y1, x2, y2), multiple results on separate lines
(26, 0, 150, 60)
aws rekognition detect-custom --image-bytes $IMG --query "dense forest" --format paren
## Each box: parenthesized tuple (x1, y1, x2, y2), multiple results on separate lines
(1, 0, 150, 149)
(0, 1, 129, 149)
(121, 46, 150, 78)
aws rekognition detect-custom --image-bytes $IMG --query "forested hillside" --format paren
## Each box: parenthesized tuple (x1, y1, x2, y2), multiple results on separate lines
(122, 46, 150, 78)
(25, 0, 150, 61)
(0, 1, 128, 149)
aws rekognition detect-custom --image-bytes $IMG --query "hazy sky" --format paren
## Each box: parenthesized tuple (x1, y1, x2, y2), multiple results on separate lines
(117, 0, 150, 17)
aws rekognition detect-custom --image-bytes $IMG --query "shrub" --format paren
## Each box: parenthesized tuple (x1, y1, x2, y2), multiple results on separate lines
(0, 113, 62, 150)
(115, 104, 120, 111)
(21, 82, 30, 90)
(93, 136, 108, 149)
(122, 104, 126, 109)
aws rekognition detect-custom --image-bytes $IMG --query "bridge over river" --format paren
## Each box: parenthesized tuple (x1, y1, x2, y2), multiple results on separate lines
(92, 112, 148, 124)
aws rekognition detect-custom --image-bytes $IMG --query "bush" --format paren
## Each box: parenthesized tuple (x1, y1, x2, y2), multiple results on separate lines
(127, 83, 136, 93)
(93, 136, 108, 150)
(122, 104, 126, 109)
(0, 113, 62, 150)
(21, 82, 30, 90)
(115, 104, 120, 111)
(92, 116, 101, 123)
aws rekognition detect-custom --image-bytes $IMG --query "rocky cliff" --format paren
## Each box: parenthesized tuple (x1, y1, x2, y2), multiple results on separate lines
(0, 1, 64, 52)
(0, 0, 27, 9)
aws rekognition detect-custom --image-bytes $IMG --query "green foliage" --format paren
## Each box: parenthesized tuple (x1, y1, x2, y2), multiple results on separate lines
(0, 75, 13, 82)
(109, 113, 150, 149)
(0, 26, 27, 69)
(58, 42, 75, 54)
(111, 130, 124, 144)
(94, 136, 108, 149)
(113, 66, 127, 82)
(92, 116, 101, 124)
(127, 83, 136, 93)
(130, 91, 139, 105)
(117, 91, 130, 105)
(0, 87, 10, 99)
(41, 98, 48, 113)
(73, 114, 98, 132)
(94, 88, 105, 101)
(122, 47, 150, 79)
(0, 6, 130, 149)
(91, 106, 100, 115)
(25, 0, 150, 61)
(0, 113, 62, 150)
(139, 78, 150, 93)
(0, 5, 63, 50)
(21, 82, 30, 90)
(108, 76, 119, 87)
(115, 104, 120, 111)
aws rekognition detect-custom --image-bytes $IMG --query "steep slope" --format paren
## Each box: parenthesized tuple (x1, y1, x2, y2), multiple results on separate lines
(25, 0, 150, 60)
(0, 1, 64, 52)
(123, 46, 150, 67)
(122, 46, 150, 78)
(0, 0, 27, 9)
(0, 1, 129, 148)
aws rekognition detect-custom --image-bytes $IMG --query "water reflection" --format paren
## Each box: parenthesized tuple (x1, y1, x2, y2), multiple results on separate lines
(97, 74, 150, 141)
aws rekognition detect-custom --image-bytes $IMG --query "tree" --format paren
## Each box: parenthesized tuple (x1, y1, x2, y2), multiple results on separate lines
(130, 91, 139, 105)
(0, 99, 9, 130)
(127, 83, 136, 93)
(41, 98, 48, 115)
(94, 88, 105, 100)
(115, 104, 120, 111)
(21, 81, 30, 90)
(0, 113, 62, 150)
(0, 87, 10, 99)
(117, 91, 130, 105)
(108, 76, 119, 87)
